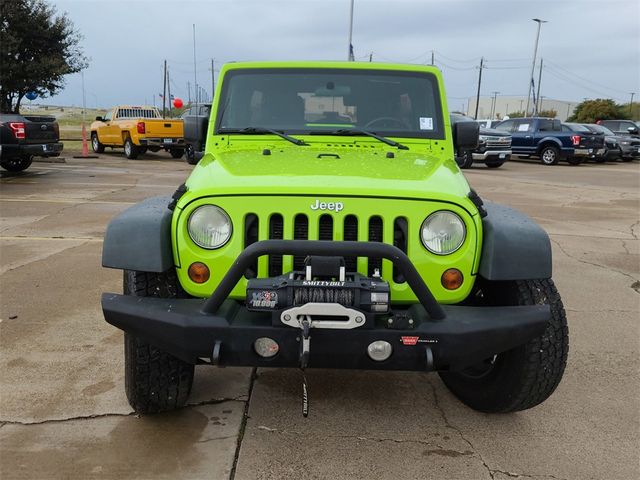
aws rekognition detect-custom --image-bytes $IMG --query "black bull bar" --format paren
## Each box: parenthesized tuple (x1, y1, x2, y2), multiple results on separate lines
(102, 240, 549, 371)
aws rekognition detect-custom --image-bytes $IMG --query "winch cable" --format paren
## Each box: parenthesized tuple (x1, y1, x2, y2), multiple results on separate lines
(294, 287, 354, 306)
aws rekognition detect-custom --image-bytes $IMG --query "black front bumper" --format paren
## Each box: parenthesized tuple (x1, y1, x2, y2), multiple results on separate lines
(102, 294, 548, 371)
(102, 240, 550, 372)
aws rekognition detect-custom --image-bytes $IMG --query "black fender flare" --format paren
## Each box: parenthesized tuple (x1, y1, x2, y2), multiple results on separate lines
(102, 196, 174, 272)
(478, 202, 552, 280)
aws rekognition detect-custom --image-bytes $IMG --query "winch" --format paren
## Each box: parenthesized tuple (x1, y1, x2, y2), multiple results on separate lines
(245, 255, 391, 322)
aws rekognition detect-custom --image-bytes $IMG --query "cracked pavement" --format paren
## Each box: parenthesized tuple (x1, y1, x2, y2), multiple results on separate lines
(1, 154, 639, 479)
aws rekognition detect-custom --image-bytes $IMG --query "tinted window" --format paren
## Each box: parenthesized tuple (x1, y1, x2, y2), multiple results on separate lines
(494, 119, 515, 132)
(538, 119, 553, 131)
(216, 68, 444, 138)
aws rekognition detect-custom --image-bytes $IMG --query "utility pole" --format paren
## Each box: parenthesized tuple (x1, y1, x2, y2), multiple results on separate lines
(630, 92, 636, 117)
(347, 0, 355, 61)
(525, 18, 547, 116)
(473, 57, 484, 119)
(187, 81, 191, 104)
(566, 103, 571, 119)
(162, 59, 167, 118)
(211, 58, 215, 99)
(490, 91, 500, 118)
(431, 50, 434, 65)
(193, 24, 198, 112)
(535, 58, 543, 115)
(167, 66, 172, 117)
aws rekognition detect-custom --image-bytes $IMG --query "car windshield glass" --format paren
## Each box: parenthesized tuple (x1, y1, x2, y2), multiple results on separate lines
(567, 123, 591, 132)
(216, 68, 444, 139)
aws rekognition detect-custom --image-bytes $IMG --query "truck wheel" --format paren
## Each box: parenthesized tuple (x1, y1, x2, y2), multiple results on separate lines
(185, 145, 198, 165)
(486, 161, 504, 168)
(124, 138, 139, 159)
(439, 279, 568, 413)
(456, 150, 473, 169)
(91, 133, 105, 153)
(170, 148, 185, 159)
(123, 270, 194, 414)
(539, 146, 560, 165)
(1, 155, 33, 172)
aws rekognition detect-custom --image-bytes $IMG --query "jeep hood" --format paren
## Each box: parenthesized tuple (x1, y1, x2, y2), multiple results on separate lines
(185, 145, 473, 208)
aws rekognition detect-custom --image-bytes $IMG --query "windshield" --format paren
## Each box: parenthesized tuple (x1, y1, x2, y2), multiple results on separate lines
(215, 68, 444, 139)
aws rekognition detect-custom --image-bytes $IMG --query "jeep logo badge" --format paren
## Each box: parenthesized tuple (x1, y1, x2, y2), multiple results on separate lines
(310, 199, 344, 212)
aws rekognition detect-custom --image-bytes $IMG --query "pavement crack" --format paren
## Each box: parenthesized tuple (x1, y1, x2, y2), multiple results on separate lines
(1, 397, 247, 427)
(550, 238, 639, 288)
(185, 396, 248, 408)
(427, 379, 495, 479)
(630, 220, 640, 240)
(229, 367, 257, 480)
(0, 412, 136, 426)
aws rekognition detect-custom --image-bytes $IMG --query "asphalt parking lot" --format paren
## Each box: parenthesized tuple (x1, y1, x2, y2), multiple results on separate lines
(1, 152, 638, 480)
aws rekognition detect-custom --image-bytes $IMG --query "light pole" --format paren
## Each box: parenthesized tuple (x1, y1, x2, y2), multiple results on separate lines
(490, 91, 499, 118)
(347, 0, 355, 61)
(630, 92, 636, 117)
(525, 18, 547, 116)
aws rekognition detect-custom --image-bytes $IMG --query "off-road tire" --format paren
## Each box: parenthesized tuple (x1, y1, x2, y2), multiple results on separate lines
(539, 145, 560, 165)
(124, 138, 139, 159)
(170, 148, 185, 159)
(123, 269, 194, 414)
(439, 279, 568, 413)
(1, 155, 33, 172)
(91, 133, 105, 153)
(486, 161, 504, 168)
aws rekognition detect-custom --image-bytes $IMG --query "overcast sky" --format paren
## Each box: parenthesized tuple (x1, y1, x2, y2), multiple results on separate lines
(41, 0, 639, 110)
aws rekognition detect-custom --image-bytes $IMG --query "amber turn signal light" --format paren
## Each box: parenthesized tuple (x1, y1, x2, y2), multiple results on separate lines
(188, 262, 210, 284)
(441, 268, 463, 290)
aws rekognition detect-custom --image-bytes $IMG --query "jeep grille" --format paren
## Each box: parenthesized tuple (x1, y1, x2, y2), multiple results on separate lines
(243, 213, 408, 283)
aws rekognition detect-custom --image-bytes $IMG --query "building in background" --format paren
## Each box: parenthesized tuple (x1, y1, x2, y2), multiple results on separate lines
(464, 96, 578, 121)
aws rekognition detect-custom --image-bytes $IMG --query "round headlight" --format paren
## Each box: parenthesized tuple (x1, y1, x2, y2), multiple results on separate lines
(421, 211, 466, 255)
(188, 205, 232, 249)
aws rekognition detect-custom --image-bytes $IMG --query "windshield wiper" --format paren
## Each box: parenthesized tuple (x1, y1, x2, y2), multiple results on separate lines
(219, 127, 306, 146)
(311, 128, 408, 150)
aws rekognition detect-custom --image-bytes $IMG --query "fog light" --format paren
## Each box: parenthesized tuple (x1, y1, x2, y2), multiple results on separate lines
(367, 340, 392, 361)
(254, 337, 279, 358)
(188, 262, 210, 283)
(441, 268, 463, 290)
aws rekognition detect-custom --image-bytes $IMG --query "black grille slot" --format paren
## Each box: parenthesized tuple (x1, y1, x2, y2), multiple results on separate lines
(268, 214, 283, 277)
(393, 217, 408, 283)
(244, 214, 259, 278)
(343, 215, 358, 272)
(293, 214, 309, 271)
(319, 214, 333, 240)
(368, 216, 383, 276)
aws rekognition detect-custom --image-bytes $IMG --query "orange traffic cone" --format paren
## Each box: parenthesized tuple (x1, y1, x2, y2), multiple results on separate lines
(73, 122, 98, 158)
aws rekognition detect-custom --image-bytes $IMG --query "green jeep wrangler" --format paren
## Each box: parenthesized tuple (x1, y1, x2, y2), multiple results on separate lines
(101, 62, 568, 415)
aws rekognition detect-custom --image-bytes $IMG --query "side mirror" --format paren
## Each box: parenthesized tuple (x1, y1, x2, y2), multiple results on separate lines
(453, 121, 479, 150)
(95, 116, 104, 122)
(627, 126, 639, 134)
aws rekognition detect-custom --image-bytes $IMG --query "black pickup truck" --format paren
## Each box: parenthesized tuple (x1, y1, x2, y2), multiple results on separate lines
(0, 113, 63, 172)
(494, 117, 603, 165)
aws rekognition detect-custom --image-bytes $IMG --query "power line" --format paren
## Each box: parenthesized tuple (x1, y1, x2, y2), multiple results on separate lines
(544, 59, 631, 96)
